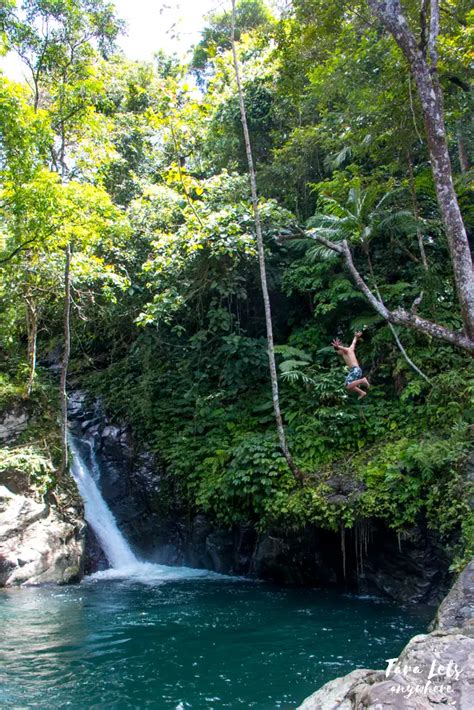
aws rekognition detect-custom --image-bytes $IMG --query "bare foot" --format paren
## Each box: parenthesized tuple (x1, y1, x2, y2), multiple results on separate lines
(358, 391, 367, 399)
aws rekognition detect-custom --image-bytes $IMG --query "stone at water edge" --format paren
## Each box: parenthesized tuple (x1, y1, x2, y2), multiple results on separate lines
(435, 560, 474, 632)
(297, 669, 383, 710)
(297, 559, 474, 709)
(298, 630, 474, 708)
(0, 485, 85, 586)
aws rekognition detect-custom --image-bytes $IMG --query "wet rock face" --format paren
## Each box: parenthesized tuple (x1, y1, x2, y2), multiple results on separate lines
(356, 525, 451, 605)
(0, 405, 29, 443)
(435, 561, 474, 631)
(185, 520, 341, 586)
(181, 517, 450, 603)
(297, 559, 474, 710)
(68, 391, 168, 559)
(0, 485, 85, 586)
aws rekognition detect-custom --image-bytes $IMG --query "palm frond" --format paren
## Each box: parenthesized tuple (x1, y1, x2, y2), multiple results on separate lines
(280, 369, 318, 386)
(324, 145, 352, 171)
(377, 210, 420, 235)
(374, 186, 406, 211)
(306, 243, 340, 262)
(274, 345, 312, 362)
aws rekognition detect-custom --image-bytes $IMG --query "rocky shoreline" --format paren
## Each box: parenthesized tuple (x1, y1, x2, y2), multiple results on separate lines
(298, 561, 474, 709)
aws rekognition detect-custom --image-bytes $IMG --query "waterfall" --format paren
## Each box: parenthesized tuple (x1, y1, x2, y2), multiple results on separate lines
(68, 434, 220, 583)
(69, 436, 138, 569)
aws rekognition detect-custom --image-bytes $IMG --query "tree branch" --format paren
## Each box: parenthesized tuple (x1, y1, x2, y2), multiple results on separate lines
(286, 229, 474, 353)
(0, 238, 37, 264)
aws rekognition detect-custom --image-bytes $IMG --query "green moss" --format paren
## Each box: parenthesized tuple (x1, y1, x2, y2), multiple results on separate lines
(0, 372, 61, 496)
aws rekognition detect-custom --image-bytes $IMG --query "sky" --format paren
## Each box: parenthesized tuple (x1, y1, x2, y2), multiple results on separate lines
(113, 0, 223, 59)
(0, 0, 224, 82)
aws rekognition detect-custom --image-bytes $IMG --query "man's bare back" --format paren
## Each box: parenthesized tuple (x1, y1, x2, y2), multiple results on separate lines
(331, 331, 370, 399)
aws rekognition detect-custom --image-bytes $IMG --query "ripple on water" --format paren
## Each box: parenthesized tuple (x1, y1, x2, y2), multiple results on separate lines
(0, 578, 432, 710)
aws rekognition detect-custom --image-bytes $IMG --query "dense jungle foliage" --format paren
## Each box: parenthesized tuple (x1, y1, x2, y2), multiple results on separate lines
(1, 0, 473, 569)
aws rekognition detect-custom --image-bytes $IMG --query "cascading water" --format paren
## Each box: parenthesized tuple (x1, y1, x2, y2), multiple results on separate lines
(68, 434, 218, 583)
(69, 437, 138, 569)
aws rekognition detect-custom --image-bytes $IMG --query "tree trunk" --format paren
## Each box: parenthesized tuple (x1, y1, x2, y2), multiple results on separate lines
(25, 297, 38, 396)
(230, 0, 303, 483)
(59, 243, 71, 477)
(367, 0, 474, 340)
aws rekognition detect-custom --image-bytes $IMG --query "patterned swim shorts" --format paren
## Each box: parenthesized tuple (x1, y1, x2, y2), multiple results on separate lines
(345, 366, 363, 386)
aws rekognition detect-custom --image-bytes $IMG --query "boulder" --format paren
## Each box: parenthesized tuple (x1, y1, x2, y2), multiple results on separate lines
(435, 559, 474, 632)
(0, 485, 85, 586)
(0, 406, 28, 443)
(298, 670, 383, 710)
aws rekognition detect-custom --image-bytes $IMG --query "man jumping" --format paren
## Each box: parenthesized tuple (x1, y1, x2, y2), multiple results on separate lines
(331, 331, 370, 399)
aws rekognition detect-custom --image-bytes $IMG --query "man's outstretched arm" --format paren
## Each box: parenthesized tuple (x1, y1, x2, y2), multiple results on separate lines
(349, 331, 363, 350)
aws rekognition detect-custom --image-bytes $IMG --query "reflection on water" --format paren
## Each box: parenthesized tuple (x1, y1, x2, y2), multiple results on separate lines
(0, 579, 432, 710)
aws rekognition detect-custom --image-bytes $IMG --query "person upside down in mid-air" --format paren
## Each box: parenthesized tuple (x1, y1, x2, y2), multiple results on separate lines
(332, 331, 370, 399)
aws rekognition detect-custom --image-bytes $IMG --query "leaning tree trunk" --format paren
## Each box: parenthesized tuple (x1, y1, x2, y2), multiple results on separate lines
(59, 243, 71, 477)
(302, 231, 474, 352)
(367, 0, 474, 340)
(230, 0, 303, 483)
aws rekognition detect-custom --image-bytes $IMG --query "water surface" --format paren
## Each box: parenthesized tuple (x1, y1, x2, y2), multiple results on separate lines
(0, 576, 431, 709)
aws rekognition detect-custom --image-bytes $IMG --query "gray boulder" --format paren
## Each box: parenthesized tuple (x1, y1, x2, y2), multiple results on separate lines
(298, 669, 383, 710)
(435, 561, 474, 632)
(0, 485, 85, 586)
(0, 406, 28, 443)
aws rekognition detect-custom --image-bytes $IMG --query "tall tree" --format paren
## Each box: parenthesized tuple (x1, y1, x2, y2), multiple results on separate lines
(3, 0, 123, 464)
(366, 0, 474, 341)
(230, 0, 303, 482)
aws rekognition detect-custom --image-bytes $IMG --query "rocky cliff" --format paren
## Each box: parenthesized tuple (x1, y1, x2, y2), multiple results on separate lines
(0, 483, 84, 586)
(0, 401, 85, 587)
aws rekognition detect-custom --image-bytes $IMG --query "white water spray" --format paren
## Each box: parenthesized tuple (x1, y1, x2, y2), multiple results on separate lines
(68, 435, 220, 583)
(69, 437, 138, 569)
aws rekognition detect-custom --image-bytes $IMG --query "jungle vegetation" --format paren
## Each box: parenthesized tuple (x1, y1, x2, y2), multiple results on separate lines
(1, 0, 473, 569)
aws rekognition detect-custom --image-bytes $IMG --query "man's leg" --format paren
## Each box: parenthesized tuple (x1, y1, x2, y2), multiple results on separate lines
(351, 377, 370, 389)
(347, 383, 367, 398)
